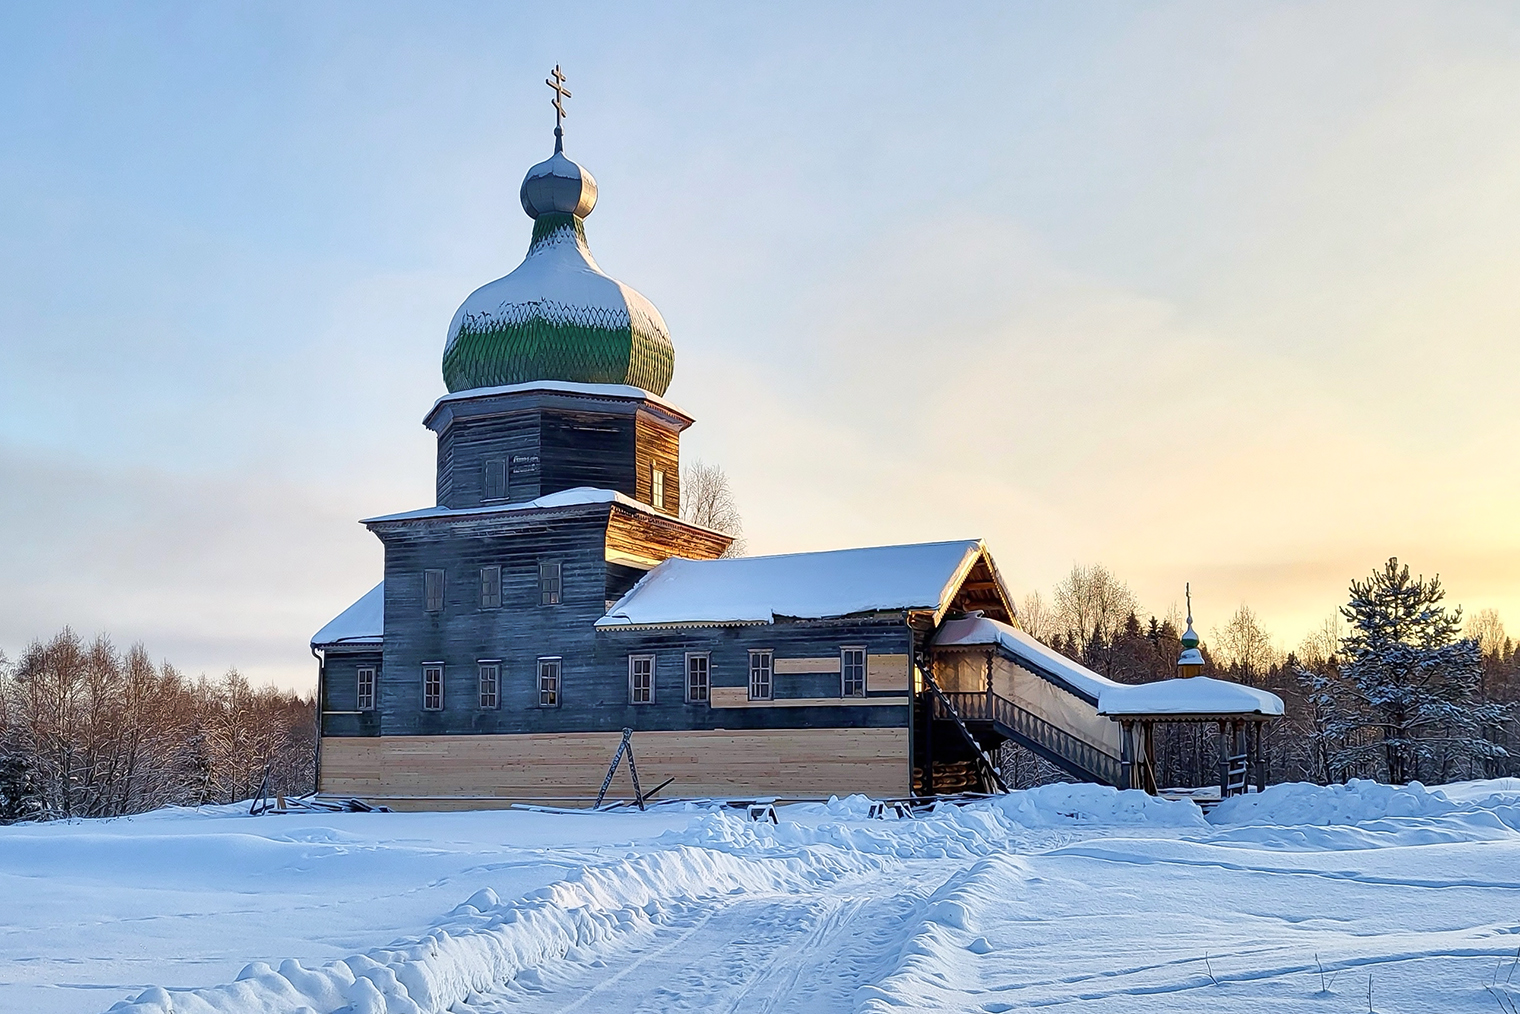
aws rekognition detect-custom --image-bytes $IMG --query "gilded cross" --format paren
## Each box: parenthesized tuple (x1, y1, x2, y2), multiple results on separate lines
(546, 65, 571, 128)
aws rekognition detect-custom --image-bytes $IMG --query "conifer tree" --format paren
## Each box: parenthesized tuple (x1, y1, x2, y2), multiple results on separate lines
(1330, 558, 1508, 783)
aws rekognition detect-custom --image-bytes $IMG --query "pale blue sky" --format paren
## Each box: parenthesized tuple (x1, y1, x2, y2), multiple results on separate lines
(4, 3, 1519, 688)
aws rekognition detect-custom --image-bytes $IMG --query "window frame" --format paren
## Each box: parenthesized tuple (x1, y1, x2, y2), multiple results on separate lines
(651, 465, 665, 511)
(477, 661, 500, 710)
(538, 560, 562, 606)
(684, 651, 710, 704)
(424, 569, 445, 613)
(421, 663, 444, 711)
(748, 650, 773, 701)
(482, 457, 508, 501)
(629, 654, 655, 705)
(841, 646, 867, 698)
(480, 564, 501, 609)
(356, 666, 376, 711)
(537, 656, 562, 708)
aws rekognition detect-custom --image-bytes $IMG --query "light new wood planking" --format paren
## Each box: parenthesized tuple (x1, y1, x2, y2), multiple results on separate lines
(866, 653, 910, 693)
(320, 726, 910, 808)
(707, 687, 909, 709)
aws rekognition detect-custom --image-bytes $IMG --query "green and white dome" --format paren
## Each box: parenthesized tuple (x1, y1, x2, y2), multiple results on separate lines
(442, 139, 675, 396)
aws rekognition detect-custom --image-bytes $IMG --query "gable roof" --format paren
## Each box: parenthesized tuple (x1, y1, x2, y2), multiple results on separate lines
(311, 582, 384, 649)
(596, 540, 1007, 629)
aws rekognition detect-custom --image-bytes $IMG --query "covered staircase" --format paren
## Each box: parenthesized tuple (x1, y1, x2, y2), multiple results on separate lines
(931, 690, 1122, 786)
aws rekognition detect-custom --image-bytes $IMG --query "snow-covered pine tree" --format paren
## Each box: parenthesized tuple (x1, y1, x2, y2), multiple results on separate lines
(1332, 557, 1508, 783)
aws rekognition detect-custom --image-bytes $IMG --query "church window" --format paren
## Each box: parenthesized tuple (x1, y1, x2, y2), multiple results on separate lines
(841, 647, 866, 697)
(422, 664, 444, 710)
(478, 662, 500, 709)
(629, 655, 654, 704)
(651, 466, 665, 510)
(538, 657, 561, 707)
(356, 667, 376, 711)
(539, 560, 562, 605)
(685, 653, 709, 703)
(424, 569, 445, 612)
(480, 565, 501, 608)
(483, 458, 507, 500)
(749, 650, 773, 701)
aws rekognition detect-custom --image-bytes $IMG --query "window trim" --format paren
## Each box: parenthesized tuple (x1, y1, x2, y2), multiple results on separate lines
(684, 651, 710, 704)
(651, 466, 666, 511)
(356, 666, 376, 711)
(480, 564, 501, 609)
(537, 656, 562, 708)
(748, 650, 773, 701)
(424, 569, 445, 613)
(421, 663, 444, 711)
(841, 646, 867, 698)
(629, 654, 655, 705)
(477, 661, 500, 710)
(538, 560, 562, 606)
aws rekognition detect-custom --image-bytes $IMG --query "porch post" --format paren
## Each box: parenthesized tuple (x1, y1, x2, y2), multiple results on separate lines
(1217, 719, 1229, 800)
(1120, 720, 1134, 790)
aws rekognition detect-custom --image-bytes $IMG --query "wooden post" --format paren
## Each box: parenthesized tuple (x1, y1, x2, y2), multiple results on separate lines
(1217, 719, 1229, 800)
(1120, 721, 1134, 790)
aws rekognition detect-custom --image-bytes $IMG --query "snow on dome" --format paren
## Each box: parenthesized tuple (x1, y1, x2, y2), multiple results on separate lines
(597, 540, 989, 629)
(934, 614, 1122, 702)
(442, 141, 673, 396)
(311, 582, 384, 648)
(1099, 676, 1284, 717)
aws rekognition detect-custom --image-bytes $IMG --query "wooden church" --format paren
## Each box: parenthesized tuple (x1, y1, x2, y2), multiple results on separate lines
(312, 75, 1282, 809)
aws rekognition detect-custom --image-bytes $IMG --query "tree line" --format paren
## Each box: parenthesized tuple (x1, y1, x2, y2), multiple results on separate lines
(0, 630, 314, 822)
(1002, 558, 1518, 790)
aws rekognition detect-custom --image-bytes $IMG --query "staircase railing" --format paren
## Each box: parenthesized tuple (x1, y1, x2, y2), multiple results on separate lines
(933, 690, 1123, 787)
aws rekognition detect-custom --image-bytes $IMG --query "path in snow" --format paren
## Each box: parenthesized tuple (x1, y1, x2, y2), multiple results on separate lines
(463, 861, 948, 1014)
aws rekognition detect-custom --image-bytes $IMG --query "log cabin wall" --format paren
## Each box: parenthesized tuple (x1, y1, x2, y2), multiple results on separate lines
(319, 647, 383, 738)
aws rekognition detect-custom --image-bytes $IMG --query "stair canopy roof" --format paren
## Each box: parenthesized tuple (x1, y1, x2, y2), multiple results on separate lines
(311, 582, 384, 650)
(934, 614, 1284, 719)
(597, 539, 1012, 630)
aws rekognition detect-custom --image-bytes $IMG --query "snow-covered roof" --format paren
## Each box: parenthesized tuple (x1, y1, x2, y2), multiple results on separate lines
(311, 583, 384, 649)
(934, 615, 1121, 701)
(597, 540, 989, 629)
(361, 487, 723, 536)
(427, 380, 687, 422)
(1098, 676, 1285, 717)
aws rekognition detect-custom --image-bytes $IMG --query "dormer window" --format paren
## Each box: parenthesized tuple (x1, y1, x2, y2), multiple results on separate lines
(483, 458, 507, 501)
(651, 466, 665, 511)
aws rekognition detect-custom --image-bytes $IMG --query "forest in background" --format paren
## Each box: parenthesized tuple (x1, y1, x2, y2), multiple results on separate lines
(1004, 558, 1519, 790)
(0, 633, 313, 822)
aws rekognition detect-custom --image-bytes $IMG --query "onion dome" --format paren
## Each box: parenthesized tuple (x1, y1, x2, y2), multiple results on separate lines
(442, 132, 675, 397)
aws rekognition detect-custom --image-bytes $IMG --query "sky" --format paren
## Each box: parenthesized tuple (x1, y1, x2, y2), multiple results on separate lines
(2, 2, 1518, 690)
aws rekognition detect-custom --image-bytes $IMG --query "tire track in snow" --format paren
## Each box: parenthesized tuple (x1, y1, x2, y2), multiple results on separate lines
(463, 862, 952, 1014)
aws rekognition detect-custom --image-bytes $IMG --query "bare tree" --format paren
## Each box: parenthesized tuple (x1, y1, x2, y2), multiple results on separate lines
(1465, 608, 1507, 659)
(680, 459, 746, 558)
(1052, 564, 1138, 647)
(1211, 604, 1281, 683)
(1019, 591, 1052, 641)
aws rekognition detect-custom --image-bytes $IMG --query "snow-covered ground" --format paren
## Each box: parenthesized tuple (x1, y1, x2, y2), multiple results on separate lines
(6, 781, 1520, 1013)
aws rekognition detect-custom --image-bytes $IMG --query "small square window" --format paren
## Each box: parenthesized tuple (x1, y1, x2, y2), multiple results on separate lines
(356, 667, 376, 711)
(842, 647, 866, 698)
(651, 466, 665, 511)
(478, 663, 499, 709)
(480, 565, 501, 609)
(538, 657, 561, 707)
(685, 653, 709, 703)
(422, 665, 444, 711)
(483, 458, 507, 500)
(424, 569, 445, 613)
(539, 560, 562, 606)
(748, 650, 773, 701)
(629, 655, 654, 704)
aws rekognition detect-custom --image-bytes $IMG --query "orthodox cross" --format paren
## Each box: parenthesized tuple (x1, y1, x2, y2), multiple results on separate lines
(546, 65, 571, 131)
